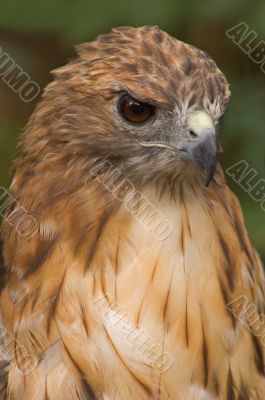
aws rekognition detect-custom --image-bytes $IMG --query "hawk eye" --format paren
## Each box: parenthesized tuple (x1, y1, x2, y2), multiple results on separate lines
(119, 95, 155, 123)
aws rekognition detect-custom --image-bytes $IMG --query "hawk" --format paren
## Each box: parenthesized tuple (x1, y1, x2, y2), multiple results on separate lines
(0, 26, 264, 400)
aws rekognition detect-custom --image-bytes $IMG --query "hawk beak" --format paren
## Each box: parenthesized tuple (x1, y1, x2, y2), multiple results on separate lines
(179, 111, 217, 186)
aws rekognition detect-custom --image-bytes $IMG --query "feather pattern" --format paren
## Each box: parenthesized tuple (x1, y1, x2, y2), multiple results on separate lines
(0, 26, 264, 399)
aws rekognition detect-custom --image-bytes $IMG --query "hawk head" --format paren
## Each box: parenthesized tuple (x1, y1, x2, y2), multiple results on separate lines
(15, 26, 231, 206)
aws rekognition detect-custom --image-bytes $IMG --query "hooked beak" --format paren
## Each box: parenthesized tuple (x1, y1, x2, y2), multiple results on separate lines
(139, 110, 218, 187)
(178, 110, 217, 186)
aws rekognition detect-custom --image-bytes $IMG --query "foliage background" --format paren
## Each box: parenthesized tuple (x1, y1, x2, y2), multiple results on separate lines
(0, 0, 264, 261)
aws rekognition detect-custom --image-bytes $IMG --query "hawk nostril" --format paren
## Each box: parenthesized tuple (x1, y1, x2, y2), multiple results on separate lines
(189, 130, 198, 139)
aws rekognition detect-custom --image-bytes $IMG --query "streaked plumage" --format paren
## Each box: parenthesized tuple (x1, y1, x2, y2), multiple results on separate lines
(0, 26, 264, 399)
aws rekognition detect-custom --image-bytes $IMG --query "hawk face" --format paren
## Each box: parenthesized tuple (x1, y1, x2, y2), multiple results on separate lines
(22, 26, 231, 200)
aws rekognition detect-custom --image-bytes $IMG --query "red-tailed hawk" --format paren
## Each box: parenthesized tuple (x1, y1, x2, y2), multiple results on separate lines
(0, 26, 264, 399)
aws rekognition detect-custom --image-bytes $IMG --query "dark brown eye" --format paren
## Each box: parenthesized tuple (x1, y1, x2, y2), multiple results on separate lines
(119, 95, 155, 123)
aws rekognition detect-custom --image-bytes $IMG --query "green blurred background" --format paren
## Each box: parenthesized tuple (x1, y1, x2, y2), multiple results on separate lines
(0, 0, 264, 261)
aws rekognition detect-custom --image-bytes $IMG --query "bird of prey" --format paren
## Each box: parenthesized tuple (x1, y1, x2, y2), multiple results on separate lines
(0, 26, 264, 400)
